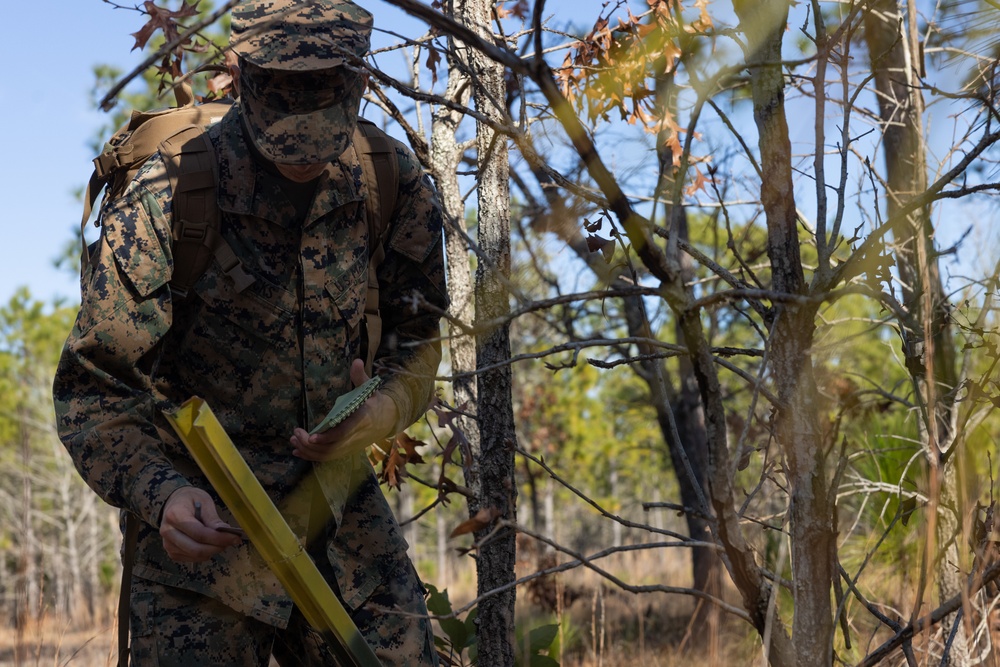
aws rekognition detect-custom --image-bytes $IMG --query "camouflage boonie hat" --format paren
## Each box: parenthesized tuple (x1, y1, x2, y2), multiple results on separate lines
(231, 0, 373, 164)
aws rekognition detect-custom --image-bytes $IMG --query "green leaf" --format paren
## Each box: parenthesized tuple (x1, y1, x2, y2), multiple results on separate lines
(463, 605, 479, 646)
(527, 624, 559, 654)
(425, 584, 452, 615)
(425, 585, 471, 651)
(439, 616, 469, 651)
(530, 656, 560, 667)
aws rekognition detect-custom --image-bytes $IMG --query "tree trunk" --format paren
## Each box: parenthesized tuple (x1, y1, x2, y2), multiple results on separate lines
(19, 413, 39, 624)
(678, 305, 795, 667)
(16, 407, 39, 664)
(464, 0, 517, 660)
(522, 458, 542, 532)
(431, 0, 478, 488)
(652, 43, 724, 621)
(609, 461, 622, 548)
(84, 492, 100, 623)
(426, 0, 519, 654)
(428, 0, 482, 615)
(734, 1, 834, 664)
(398, 484, 418, 563)
(668, 304, 723, 629)
(863, 3, 965, 663)
(544, 476, 555, 549)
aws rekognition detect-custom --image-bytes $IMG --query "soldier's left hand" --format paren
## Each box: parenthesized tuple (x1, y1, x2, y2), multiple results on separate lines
(289, 358, 398, 462)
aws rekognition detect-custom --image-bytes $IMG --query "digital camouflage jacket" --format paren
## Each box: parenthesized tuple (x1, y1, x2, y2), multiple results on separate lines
(53, 104, 447, 627)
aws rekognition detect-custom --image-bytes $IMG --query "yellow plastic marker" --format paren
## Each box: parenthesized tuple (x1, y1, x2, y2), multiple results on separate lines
(164, 398, 383, 667)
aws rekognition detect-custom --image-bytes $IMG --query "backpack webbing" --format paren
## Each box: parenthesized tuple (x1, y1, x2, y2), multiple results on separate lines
(158, 125, 257, 297)
(82, 100, 233, 275)
(350, 119, 399, 375)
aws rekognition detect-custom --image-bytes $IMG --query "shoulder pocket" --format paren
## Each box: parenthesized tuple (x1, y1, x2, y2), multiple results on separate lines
(387, 178, 441, 264)
(388, 215, 438, 264)
(102, 193, 171, 298)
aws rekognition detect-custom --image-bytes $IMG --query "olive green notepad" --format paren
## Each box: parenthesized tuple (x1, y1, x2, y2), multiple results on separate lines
(310, 376, 383, 435)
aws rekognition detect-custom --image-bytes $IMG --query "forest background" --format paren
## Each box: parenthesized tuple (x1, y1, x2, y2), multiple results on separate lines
(4, 0, 1000, 666)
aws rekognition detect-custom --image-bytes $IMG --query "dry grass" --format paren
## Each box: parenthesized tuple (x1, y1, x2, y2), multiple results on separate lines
(0, 547, 756, 667)
(503, 544, 765, 667)
(0, 606, 117, 667)
(15, 547, 997, 666)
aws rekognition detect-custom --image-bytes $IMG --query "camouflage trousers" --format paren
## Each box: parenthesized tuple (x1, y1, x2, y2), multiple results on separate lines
(127, 555, 438, 666)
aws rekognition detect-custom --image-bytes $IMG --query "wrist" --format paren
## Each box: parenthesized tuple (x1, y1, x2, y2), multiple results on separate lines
(374, 391, 400, 439)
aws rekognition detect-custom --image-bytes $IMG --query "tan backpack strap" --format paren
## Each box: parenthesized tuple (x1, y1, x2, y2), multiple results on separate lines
(117, 512, 140, 667)
(352, 120, 399, 375)
(80, 99, 236, 283)
(353, 119, 399, 242)
(160, 126, 255, 297)
(80, 133, 134, 274)
(79, 170, 108, 274)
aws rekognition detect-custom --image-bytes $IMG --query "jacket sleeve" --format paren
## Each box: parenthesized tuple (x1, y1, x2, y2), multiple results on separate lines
(374, 141, 449, 434)
(52, 158, 190, 527)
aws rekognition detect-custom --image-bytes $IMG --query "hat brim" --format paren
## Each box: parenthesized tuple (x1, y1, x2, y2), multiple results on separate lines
(241, 79, 363, 165)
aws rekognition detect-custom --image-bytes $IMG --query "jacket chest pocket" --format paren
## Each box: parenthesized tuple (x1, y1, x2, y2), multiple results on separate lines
(171, 275, 296, 408)
(324, 252, 368, 331)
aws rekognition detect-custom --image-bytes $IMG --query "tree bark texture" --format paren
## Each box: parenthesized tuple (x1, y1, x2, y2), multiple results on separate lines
(734, 1, 835, 664)
(17, 408, 39, 624)
(464, 0, 517, 662)
(431, 0, 479, 493)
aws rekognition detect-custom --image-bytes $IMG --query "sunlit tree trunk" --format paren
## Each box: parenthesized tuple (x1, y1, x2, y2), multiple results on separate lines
(544, 477, 555, 547)
(734, 1, 834, 664)
(427, 0, 479, 612)
(436, 503, 450, 587)
(84, 492, 101, 622)
(463, 0, 517, 660)
(398, 484, 418, 562)
(610, 461, 622, 548)
(431, 0, 478, 488)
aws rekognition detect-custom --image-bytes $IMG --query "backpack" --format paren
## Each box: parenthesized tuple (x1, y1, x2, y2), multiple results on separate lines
(83, 98, 401, 667)
(81, 97, 400, 372)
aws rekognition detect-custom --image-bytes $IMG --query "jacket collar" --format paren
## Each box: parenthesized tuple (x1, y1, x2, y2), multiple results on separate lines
(212, 104, 363, 228)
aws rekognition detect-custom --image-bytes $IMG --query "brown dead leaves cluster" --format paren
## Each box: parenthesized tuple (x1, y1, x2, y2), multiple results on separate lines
(555, 0, 711, 171)
(369, 402, 502, 539)
(129, 0, 235, 99)
(371, 432, 427, 490)
(131, 1, 207, 88)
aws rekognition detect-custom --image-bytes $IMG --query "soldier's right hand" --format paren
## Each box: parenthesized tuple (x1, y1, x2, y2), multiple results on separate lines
(160, 486, 243, 563)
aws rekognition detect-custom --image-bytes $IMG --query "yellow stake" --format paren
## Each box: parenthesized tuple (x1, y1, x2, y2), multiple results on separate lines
(164, 397, 383, 667)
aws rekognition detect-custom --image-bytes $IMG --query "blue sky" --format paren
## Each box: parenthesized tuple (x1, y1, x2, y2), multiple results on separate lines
(0, 3, 142, 307)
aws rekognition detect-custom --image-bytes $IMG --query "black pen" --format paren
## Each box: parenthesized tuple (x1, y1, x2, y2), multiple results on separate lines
(194, 500, 246, 538)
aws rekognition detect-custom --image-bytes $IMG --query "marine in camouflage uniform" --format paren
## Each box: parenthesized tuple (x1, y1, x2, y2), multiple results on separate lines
(53, 1, 445, 664)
